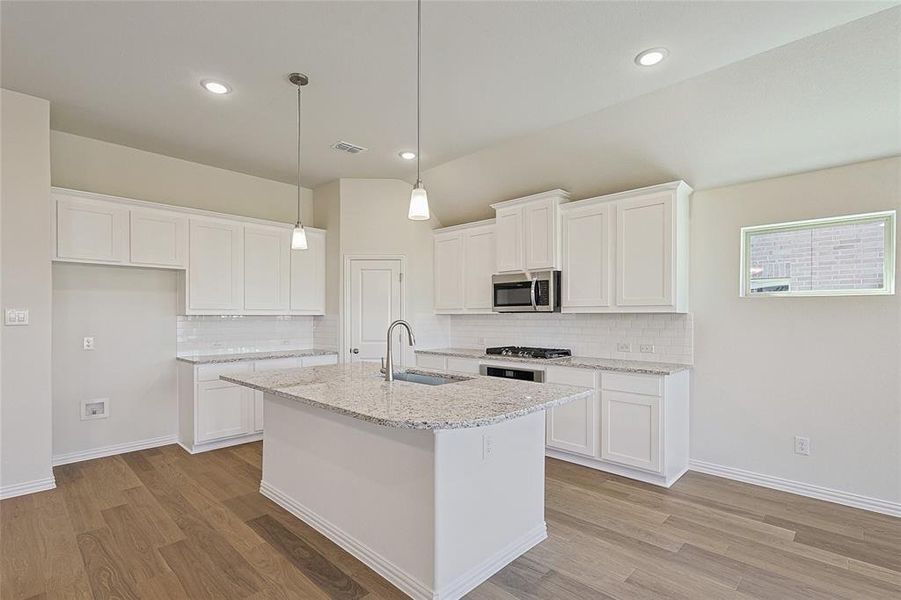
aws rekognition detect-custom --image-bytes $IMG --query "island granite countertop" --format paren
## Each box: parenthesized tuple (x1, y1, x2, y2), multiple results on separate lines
(416, 348, 690, 376)
(221, 362, 591, 430)
(176, 348, 338, 365)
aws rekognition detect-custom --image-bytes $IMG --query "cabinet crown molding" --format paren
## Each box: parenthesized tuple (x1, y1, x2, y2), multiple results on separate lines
(433, 218, 496, 235)
(490, 189, 571, 210)
(560, 180, 692, 212)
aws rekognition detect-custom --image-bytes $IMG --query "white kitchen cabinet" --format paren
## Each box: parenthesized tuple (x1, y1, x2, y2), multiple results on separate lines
(494, 207, 524, 273)
(560, 202, 613, 310)
(491, 190, 570, 273)
(130, 207, 187, 268)
(600, 391, 661, 473)
(244, 224, 291, 312)
(55, 194, 129, 263)
(463, 225, 496, 311)
(545, 367, 599, 457)
(178, 354, 338, 452)
(434, 231, 465, 311)
(433, 220, 495, 314)
(614, 182, 690, 312)
(290, 228, 326, 314)
(196, 380, 255, 443)
(187, 217, 244, 312)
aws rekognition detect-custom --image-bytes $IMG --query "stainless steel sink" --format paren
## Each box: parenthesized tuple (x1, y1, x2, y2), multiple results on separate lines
(389, 371, 469, 386)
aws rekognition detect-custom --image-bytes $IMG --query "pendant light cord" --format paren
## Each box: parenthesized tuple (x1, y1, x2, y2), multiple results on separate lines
(416, 0, 422, 186)
(296, 83, 303, 226)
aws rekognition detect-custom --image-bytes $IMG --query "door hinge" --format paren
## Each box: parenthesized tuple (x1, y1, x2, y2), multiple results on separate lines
(398, 272, 404, 283)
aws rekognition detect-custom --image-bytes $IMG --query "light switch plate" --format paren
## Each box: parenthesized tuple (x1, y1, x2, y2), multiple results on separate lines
(616, 342, 632, 352)
(4, 308, 29, 325)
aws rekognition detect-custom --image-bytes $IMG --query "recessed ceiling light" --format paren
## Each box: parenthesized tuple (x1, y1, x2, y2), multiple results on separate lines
(634, 48, 668, 67)
(399, 151, 416, 160)
(201, 79, 231, 94)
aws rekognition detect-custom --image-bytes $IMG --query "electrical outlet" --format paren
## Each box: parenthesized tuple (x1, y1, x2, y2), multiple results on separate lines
(794, 436, 810, 456)
(482, 434, 494, 460)
(639, 344, 655, 354)
(83, 337, 95, 350)
(616, 342, 632, 352)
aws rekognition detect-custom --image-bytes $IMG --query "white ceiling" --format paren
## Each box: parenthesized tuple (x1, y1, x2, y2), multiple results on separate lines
(422, 6, 901, 224)
(1, 0, 893, 197)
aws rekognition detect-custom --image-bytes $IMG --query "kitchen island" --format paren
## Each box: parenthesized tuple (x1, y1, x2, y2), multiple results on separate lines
(222, 361, 591, 600)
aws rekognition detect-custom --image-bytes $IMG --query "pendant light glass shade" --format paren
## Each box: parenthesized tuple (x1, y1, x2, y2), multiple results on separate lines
(291, 223, 308, 250)
(407, 0, 430, 221)
(408, 183, 430, 221)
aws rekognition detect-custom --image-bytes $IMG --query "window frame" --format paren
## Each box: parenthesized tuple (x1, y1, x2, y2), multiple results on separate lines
(740, 210, 896, 298)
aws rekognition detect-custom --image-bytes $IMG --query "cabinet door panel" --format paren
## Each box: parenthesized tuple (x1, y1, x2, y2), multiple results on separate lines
(495, 208, 523, 272)
(130, 208, 187, 267)
(244, 225, 290, 311)
(56, 196, 129, 262)
(561, 204, 612, 309)
(434, 233, 464, 310)
(600, 390, 661, 473)
(290, 229, 326, 313)
(616, 193, 673, 307)
(546, 367, 599, 456)
(196, 381, 253, 443)
(524, 200, 555, 270)
(188, 218, 244, 310)
(463, 226, 496, 310)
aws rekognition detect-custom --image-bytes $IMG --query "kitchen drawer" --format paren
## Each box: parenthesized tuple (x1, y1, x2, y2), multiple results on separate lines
(196, 362, 253, 382)
(602, 372, 662, 397)
(446, 357, 480, 375)
(545, 366, 598, 388)
(254, 357, 302, 371)
(302, 354, 338, 367)
(416, 354, 446, 371)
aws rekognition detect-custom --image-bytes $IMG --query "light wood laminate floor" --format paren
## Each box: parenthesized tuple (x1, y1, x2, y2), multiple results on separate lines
(1, 442, 898, 599)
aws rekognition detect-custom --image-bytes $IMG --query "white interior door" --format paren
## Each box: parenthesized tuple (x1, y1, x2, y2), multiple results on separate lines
(346, 259, 403, 364)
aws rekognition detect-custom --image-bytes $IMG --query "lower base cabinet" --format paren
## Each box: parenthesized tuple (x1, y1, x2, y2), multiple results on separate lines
(415, 353, 690, 487)
(178, 353, 338, 453)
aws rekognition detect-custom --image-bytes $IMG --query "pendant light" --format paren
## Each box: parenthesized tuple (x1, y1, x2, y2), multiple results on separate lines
(290, 72, 309, 249)
(407, 0, 430, 221)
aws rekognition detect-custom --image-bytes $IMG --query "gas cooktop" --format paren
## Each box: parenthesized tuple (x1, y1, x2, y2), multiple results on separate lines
(485, 346, 572, 359)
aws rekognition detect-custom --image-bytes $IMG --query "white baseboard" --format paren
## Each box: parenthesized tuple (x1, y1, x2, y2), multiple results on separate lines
(261, 480, 544, 600)
(52, 434, 178, 466)
(689, 459, 901, 518)
(0, 476, 56, 500)
(178, 433, 263, 455)
(438, 523, 547, 600)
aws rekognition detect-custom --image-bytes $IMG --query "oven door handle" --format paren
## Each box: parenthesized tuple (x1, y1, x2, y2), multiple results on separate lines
(530, 277, 538, 311)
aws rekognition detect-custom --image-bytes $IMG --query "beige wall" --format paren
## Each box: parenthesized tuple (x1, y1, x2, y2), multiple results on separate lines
(50, 131, 313, 223)
(1, 89, 54, 493)
(315, 178, 449, 364)
(690, 156, 901, 502)
(52, 264, 178, 458)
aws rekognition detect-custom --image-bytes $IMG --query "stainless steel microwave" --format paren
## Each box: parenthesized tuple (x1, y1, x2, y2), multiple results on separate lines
(491, 270, 561, 313)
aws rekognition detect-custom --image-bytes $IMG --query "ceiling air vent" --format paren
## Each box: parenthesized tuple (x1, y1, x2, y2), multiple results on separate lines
(331, 140, 368, 154)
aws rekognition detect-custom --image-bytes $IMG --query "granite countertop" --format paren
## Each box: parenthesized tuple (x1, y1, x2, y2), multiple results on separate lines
(415, 348, 690, 376)
(176, 348, 338, 365)
(221, 362, 591, 430)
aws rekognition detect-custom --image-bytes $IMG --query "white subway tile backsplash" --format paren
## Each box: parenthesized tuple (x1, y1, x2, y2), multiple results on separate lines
(447, 313, 693, 364)
(176, 315, 315, 355)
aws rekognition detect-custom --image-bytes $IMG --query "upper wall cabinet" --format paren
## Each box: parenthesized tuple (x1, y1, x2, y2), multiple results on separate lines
(52, 188, 327, 316)
(290, 228, 326, 314)
(491, 190, 570, 273)
(130, 207, 188, 268)
(433, 220, 496, 314)
(244, 224, 291, 312)
(561, 181, 691, 313)
(55, 193, 129, 263)
(188, 217, 245, 313)
(560, 201, 614, 310)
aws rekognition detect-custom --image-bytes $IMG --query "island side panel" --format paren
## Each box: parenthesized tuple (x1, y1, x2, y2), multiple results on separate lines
(433, 411, 547, 597)
(260, 393, 437, 597)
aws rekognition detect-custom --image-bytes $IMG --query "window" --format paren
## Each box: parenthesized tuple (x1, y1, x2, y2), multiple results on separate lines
(741, 211, 895, 297)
